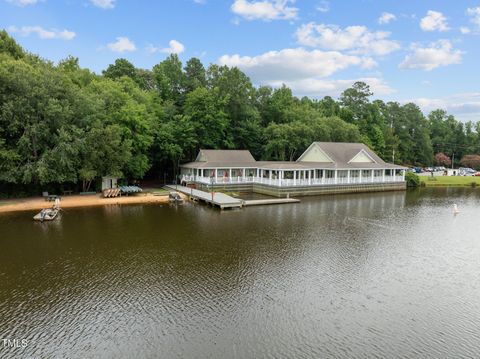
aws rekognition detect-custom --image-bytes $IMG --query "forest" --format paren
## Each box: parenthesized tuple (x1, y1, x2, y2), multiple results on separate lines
(1, 30, 479, 195)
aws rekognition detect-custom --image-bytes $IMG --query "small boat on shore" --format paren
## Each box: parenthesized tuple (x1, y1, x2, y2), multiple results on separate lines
(33, 208, 59, 222)
(169, 192, 184, 203)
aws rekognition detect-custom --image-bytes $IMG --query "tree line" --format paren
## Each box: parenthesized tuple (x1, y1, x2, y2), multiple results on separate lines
(1, 30, 479, 195)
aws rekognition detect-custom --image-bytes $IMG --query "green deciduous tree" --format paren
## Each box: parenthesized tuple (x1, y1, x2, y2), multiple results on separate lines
(1, 31, 479, 196)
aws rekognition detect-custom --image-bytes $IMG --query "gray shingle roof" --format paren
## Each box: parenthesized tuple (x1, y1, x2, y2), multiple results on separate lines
(181, 161, 404, 169)
(304, 142, 385, 164)
(196, 149, 255, 163)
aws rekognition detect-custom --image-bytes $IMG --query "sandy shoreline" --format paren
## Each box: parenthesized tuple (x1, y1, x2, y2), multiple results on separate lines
(0, 193, 173, 214)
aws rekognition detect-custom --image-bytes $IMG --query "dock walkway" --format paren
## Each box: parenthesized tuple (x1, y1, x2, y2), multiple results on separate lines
(243, 198, 300, 206)
(166, 185, 243, 209)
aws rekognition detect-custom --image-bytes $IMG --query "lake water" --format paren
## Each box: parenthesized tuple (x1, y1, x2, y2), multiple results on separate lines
(1, 188, 479, 359)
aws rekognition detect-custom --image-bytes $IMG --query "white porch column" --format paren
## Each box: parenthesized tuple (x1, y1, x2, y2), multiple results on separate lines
(293, 171, 297, 186)
(229, 169, 232, 182)
(256, 168, 259, 181)
(334, 170, 338, 184)
(347, 170, 350, 184)
(402, 169, 405, 182)
(215, 169, 218, 183)
(269, 170, 272, 185)
(359, 170, 362, 184)
(371, 170, 374, 183)
(382, 169, 385, 182)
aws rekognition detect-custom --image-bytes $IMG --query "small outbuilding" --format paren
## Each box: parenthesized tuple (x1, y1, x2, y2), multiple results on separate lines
(101, 176, 118, 191)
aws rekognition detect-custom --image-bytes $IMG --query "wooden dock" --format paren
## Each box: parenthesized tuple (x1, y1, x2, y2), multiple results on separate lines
(166, 185, 243, 209)
(243, 198, 300, 206)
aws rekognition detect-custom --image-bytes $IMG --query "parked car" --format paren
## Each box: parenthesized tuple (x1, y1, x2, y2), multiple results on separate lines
(475, 172, 480, 177)
(460, 168, 476, 176)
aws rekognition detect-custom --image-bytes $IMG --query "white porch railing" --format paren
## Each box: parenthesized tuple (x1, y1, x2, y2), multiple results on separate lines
(181, 175, 405, 187)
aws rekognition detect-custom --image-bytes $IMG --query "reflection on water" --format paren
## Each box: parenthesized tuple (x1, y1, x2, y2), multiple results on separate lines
(1, 188, 480, 359)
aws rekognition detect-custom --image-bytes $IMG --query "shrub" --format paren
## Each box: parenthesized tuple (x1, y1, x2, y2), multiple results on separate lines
(405, 172, 420, 188)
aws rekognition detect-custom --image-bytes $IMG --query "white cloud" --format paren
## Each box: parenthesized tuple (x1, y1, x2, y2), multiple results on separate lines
(193, 0, 206, 3)
(399, 40, 462, 71)
(270, 77, 394, 97)
(316, 1, 329, 13)
(147, 40, 185, 54)
(467, 7, 480, 29)
(8, 25, 75, 40)
(420, 10, 449, 32)
(107, 37, 136, 53)
(219, 47, 391, 98)
(90, 0, 115, 9)
(408, 93, 480, 122)
(460, 27, 471, 34)
(231, 0, 298, 21)
(5, 0, 39, 6)
(295, 23, 400, 56)
(378, 12, 396, 25)
(218, 48, 376, 82)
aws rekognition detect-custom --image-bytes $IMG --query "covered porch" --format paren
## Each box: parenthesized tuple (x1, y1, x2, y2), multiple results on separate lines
(181, 168, 405, 187)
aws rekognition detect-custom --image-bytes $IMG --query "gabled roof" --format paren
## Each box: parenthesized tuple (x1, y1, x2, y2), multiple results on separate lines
(181, 143, 406, 169)
(296, 143, 334, 163)
(297, 142, 385, 166)
(348, 148, 377, 163)
(194, 149, 256, 163)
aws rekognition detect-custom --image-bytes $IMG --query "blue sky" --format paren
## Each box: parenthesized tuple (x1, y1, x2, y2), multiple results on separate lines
(1, 0, 480, 121)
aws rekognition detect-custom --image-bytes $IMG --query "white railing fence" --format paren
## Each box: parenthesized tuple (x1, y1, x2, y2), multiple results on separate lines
(181, 174, 405, 187)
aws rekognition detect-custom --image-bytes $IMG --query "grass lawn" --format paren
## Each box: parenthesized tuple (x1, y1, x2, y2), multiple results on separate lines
(420, 176, 480, 186)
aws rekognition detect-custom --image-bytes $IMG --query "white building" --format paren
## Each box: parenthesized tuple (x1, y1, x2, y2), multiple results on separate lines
(180, 142, 406, 196)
